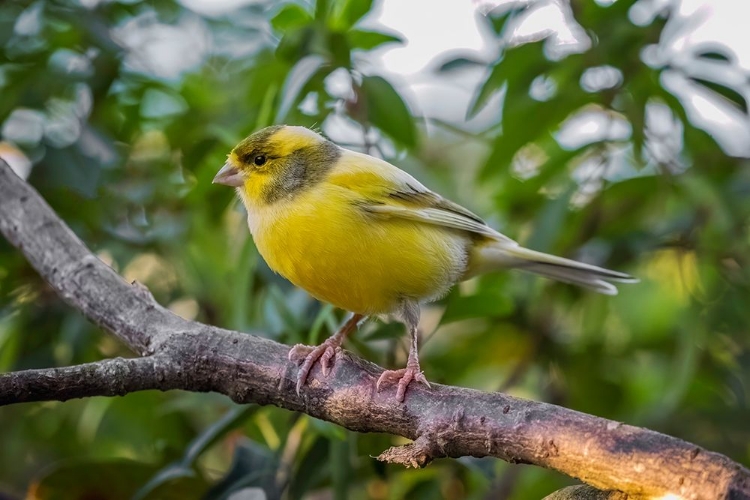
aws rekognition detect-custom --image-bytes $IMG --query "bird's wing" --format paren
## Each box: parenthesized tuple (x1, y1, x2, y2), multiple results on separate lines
(328, 149, 517, 244)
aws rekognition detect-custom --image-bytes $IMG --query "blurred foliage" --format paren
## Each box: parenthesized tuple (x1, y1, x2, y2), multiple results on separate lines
(0, 0, 749, 498)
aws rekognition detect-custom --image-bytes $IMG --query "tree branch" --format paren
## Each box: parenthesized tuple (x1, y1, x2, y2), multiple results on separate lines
(1, 159, 748, 499)
(0, 356, 179, 405)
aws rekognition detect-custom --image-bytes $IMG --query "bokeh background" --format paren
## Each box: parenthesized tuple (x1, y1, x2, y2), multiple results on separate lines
(1, 0, 749, 498)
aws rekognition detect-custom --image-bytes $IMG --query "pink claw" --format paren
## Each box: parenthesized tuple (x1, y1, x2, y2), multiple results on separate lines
(289, 339, 342, 394)
(376, 364, 431, 402)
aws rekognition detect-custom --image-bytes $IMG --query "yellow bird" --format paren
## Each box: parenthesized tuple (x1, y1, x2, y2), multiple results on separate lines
(214, 125, 636, 401)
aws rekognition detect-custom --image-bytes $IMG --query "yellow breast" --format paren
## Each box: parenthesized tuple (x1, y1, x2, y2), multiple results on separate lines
(246, 183, 468, 315)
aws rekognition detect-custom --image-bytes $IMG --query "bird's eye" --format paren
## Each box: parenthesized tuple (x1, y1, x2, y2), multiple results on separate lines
(254, 155, 267, 166)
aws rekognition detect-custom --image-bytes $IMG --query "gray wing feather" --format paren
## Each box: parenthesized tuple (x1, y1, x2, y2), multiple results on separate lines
(362, 203, 516, 244)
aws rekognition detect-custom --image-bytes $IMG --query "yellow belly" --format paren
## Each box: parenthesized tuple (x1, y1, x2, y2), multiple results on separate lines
(248, 186, 468, 315)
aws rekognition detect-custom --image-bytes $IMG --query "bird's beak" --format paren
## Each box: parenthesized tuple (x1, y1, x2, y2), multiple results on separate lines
(213, 161, 245, 187)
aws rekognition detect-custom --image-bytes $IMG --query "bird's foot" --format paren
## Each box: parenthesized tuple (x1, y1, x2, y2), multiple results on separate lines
(376, 362, 431, 403)
(288, 313, 364, 395)
(288, 337, 342, 394)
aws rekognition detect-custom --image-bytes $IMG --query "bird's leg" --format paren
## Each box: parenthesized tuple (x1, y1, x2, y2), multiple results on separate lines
(288, 313, 364, 394)
(376, 303, 430, 402)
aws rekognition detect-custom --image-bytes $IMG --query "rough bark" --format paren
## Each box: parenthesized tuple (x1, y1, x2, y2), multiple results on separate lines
(0, 159, 748, 500)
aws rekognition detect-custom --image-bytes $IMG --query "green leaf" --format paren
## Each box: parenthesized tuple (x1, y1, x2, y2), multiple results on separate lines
(231, 237, 259, 331)
(441, 291, 513, 324)
(30, 459, 208, 500)
(437, 56, 485, 73)
(694, 48, 732, 63)
(485, 6, 526, 35)
(275, 54, 328, 122)
(466, 62, 505, 118)
(40, 145, 102, 198)
(330, 435, 352, 500)
(182, 406, 258, 465)
(275, 25, 314, 63)
(347, 29, 403, 51)
(359, 75, 417, 147)
(224, 488, 267, 500)
(271, 4, 313, 33)
(478, 49, 588, 181)
(204, 441, 280, 500)
(288, 437, 329, 500)
(131, 464, 197, 500)
(133, 406, 257, 500)
(315, 0, 331, 20)
(327, 30, 352, 67)
(309, 417, 347, 440)
(621, 77, 648, 162)
(361, 321, 405, 341)
(689, 77, 748, 113)
(469, 41, 552, 119)
(308, 303, 335, 344)
(330, 0, 373, 29)
(525, 181, 577, 252)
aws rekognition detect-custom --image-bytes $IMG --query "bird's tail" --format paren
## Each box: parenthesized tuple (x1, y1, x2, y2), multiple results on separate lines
(469, 243, 637, 295)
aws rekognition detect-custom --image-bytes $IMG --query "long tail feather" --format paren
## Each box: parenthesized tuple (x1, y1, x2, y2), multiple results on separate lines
(470, 243, 637, 295)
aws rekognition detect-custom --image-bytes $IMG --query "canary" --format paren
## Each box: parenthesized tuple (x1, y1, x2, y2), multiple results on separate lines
(214, 125, 635, 401)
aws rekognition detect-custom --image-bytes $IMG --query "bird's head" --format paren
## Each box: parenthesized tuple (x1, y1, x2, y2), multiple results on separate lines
(213, 125, 340, 205)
